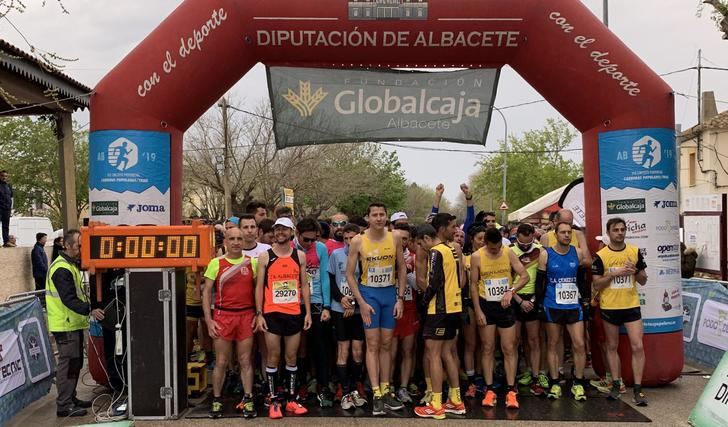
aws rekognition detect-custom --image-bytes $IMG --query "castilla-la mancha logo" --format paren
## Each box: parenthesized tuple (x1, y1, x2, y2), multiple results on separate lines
(283, 81, 328, 117)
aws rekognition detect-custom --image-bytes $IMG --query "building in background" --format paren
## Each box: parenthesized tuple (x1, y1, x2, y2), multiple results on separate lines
(348, 0, 428, 20)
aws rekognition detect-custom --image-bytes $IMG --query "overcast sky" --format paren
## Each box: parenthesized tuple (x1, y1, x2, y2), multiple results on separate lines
(1, 0, 727, 205)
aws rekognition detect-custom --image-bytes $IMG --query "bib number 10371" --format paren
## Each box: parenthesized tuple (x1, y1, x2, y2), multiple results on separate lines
(368, 266, 393, 286)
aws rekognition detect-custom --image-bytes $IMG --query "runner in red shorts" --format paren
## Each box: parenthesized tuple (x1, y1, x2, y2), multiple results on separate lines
(391, 223, 419, 403)
(203, 227, 258, 419)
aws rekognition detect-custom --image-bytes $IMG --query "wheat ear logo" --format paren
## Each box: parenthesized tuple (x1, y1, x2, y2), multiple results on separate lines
(283, 81, 328, 117)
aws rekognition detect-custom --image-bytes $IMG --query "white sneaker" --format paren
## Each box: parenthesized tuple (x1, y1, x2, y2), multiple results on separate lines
(350, 390, 367, 407)
(341, 393, 355, 410)
(397, 387, 413, 404)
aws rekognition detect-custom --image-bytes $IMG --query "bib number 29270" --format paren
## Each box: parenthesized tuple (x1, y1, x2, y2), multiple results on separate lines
(272, 280, 298, 304)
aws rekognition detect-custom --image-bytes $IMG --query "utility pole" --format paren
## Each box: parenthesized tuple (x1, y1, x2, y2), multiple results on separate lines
(491, 106, 508, 224)
(603, 0, 609, 27)
(698, 49, 702, 126)
(219, 97, 232, 218)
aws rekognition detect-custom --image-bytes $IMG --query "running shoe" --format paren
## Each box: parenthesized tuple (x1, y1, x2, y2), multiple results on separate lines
(372, 396, 385, 416)
(607, 381, 622, 401)
(517, 371, 533, 386)
(351, 390, 367, 407)
(481, 390, 497, 407)
(571, 383, 587, 401)
(598, 380, 627, 394)
(414, 403, 445, 420)
(334, 384, 344, 402)
(547, 384, 562, 400)
(383, 391, 404, 410)
(397, 387, 413, 404)
(356, 382, 368, 399)
(285, 400, 308, 415)
(297, 385, 309, 401)
(537, 373, 550, 390)
(209, 399, 223, 419)
(465, 383, 478, 398)
(317, 388, 334, 408)
(236, 396, 257, 419)
(419, 390, 433, 405)
(633, 391, 648, 407)
(341, 393, 355, 410)
(590, 376, 611, 391)
(506, 390, 519, 409)
(268, 401, 283, 419)
(443, 399, 466, 415)
(530, 381, 546, 396)
(408, 383, 420, 396)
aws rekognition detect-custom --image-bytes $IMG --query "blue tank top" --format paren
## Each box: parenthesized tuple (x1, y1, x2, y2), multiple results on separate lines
(544, 246, 580, 309)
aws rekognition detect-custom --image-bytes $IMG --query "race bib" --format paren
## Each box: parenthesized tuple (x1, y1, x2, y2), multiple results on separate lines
(608, 267, 633, 289)
(367, 266, 394, 286)
(555, 280, 579, 305)
(272, 280, 298, 304)
(481, 277, 510, 302)
(339, 279, 353, 298)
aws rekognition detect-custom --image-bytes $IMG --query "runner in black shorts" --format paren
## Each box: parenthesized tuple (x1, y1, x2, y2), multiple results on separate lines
(328, 224, 367, 409)
(471, 228, 529, 410)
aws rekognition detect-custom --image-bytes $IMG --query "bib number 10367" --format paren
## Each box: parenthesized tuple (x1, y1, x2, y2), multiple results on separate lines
(555, 281, 578, 305)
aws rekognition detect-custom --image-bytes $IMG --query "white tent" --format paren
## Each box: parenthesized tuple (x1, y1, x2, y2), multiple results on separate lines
(508, 184, 567, 222)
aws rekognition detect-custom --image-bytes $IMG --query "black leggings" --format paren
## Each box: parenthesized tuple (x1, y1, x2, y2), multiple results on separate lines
(309, 306, 332, 388)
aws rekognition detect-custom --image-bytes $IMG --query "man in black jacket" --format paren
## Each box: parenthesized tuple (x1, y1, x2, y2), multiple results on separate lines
(0, 170, 13, 247)
(32, 233, 49, 293)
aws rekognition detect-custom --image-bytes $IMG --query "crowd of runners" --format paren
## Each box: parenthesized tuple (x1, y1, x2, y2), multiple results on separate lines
(186, 184, 649, 420)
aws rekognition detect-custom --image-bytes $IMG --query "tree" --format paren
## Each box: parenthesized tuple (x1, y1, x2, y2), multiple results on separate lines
(403, 182, 451, 224)
(183, 101, 408, 220)
(0, 116, 88, 227)
(470, 118, 582, 214)
(698, 0, 728, 39)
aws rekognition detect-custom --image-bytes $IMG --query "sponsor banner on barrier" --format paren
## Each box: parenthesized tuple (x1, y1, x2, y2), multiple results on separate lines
(0, 299, 54, 426)
(682, 279, 728, 369)
(599, 128, 681, 334)
(267, 67, 499, 148)
(0, 330, 25, 398)
(697, 299, 728, 351)
(689, 350, 728, 427)
(89, 130, 171, 225)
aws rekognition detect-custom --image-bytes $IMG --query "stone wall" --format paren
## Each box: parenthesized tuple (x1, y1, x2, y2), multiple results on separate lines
(0, 246, 53, 301)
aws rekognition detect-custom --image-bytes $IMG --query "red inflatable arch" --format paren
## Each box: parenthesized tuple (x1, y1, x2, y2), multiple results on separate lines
(91, 0, 680, 385)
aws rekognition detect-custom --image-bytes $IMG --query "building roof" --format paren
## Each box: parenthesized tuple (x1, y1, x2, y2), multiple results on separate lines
(679, 109, 728, 143)
(0, 39, 91, 114)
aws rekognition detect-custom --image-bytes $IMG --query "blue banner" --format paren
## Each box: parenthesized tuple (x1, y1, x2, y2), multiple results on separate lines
(598, 128, 677, 191)
(90, 130, 170, 193)
(0, 299, 54, 426)
(682, 278, 728, 369)
(89, 130, 171, 225)
(599, 128, 682, 334)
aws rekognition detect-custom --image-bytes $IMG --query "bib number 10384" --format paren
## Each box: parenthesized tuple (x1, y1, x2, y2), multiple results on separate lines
(482, 278, 509, 302)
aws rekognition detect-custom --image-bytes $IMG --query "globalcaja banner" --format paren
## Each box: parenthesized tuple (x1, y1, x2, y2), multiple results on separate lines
(599, 128, 682, 334)
(689, 349, 728, 427)
(0, 299, 54, 426)
(267, 67, 499, 148)
(682, 278, 728, 370)
(89, 130, 171, 225)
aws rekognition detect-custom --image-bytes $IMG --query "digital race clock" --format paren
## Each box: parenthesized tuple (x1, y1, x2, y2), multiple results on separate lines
(81, 221, 215, 272)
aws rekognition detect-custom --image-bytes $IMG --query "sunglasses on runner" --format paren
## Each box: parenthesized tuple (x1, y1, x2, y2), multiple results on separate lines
(301, 237, 317, 243)
(332, 221, 347, 227)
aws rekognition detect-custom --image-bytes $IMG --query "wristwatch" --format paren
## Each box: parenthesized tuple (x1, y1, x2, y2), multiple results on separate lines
(323, 306, 331, 311)
(256, 310, 262, 316)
